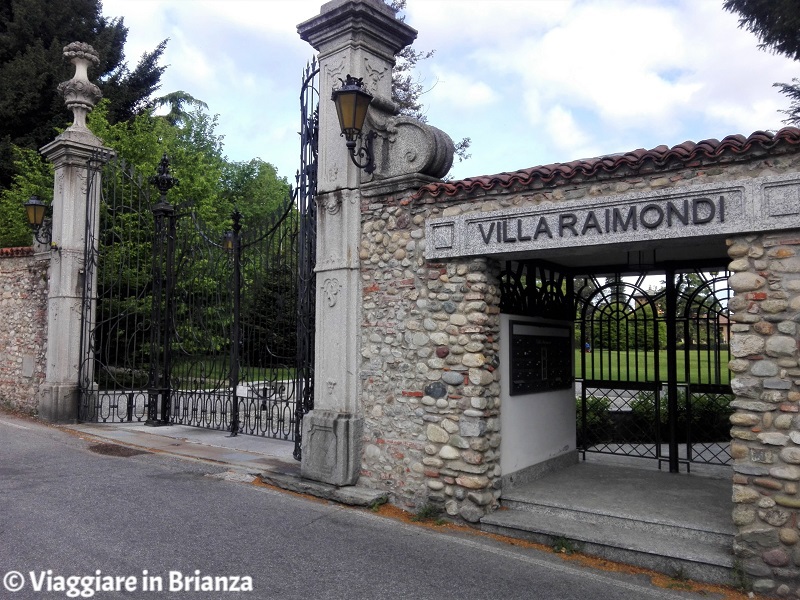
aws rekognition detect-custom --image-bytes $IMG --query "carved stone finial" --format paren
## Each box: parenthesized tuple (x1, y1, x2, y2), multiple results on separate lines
(57, 42, 102, 132)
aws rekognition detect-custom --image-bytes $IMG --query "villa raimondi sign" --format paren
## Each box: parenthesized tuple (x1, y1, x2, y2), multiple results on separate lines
(425, 174, 800, 259)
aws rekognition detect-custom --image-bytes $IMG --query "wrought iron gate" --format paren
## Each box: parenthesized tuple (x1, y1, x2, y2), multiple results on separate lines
(575, 268, 733, 471)
(78, 61, 318, 459)
(499, 260, 733, 472)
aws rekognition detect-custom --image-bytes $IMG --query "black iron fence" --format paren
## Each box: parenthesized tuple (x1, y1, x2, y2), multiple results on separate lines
(77, 61, 319, 460)
(77, 154, 314, 451)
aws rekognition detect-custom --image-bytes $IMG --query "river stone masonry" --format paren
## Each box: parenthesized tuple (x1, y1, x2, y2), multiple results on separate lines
(358, 143, 800, 578)
(0, 248, 48, 414)
(728, 230, 800, 597)
(359, 191, 502, 521)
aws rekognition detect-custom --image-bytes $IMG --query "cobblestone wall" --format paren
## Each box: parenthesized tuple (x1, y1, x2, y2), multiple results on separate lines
(728, 231, 800, 596)
(0, 248, 48, 414)
(358, 194, 502, 521)
(358, 151, 800, 540)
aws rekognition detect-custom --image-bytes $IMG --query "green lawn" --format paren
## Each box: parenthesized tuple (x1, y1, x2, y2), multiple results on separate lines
(171, 357, 295, 383)
(96, 358, 296, 390)
(575, 349, 730, 385)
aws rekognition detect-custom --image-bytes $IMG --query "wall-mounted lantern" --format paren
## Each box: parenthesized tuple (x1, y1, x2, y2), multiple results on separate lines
(331, 75, 377, 174)
(24, 195, 55, 248)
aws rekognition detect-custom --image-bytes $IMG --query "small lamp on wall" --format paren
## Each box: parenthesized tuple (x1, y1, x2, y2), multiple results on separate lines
(24, 195, 54, 247)
(331, 75, 377, 174)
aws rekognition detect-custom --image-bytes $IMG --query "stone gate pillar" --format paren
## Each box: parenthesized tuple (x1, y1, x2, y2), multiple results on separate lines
(297, 0, 417, 485)
(38, 42, 113, 422)
(729, 232, 800, 595)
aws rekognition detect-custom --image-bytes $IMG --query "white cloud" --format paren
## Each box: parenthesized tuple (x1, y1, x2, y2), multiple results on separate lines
(197, 0, 320, 35)
(544, 105, 596, 158)
(96, 0, 800, 183)
(426, 67, 499, 111)
(167, 32, 214, 83)
(497, 2, 699, 128)
(408, 0, 574, 48)
(523, 88, 543, 126)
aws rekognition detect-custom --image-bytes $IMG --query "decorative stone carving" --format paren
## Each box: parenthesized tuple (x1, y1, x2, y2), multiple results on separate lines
(318, 193, 342, 215)
(363, 57, 389, 89)
(57, 42, 102, 135)
(323, 54, 347, 92)
(301, 410, 363, 486)
(321, 277, 341, 306)
(38, 41, 111, 423)
(366, 101, 455, 181)
(765, 182, 800, 217)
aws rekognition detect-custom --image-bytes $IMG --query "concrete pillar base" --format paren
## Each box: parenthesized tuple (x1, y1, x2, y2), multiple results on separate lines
(301, 410, 363, 486)
(39, 383, 78, 423)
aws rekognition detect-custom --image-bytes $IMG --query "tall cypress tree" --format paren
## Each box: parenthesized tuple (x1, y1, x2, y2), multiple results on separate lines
(0, 0, 166, 189)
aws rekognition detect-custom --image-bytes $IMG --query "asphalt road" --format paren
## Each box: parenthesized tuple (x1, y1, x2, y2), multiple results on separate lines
(0, 414, 724, 600)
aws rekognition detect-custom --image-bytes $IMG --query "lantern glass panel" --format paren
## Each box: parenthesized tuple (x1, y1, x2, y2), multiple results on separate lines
(25, 198, 46, 227)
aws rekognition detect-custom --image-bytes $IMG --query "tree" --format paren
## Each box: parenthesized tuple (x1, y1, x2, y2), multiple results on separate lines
(151, 90, 209, 126)
(722, 0, 800, 61)
(386, 0, 471, 165)
(723, 0, 800, 125)
(102, 40, 167, 124)
(221, 159, 291, 225)
(0, 0, 167, 190)
(775, 79, 800, 125)
(0, 147, 52, 247)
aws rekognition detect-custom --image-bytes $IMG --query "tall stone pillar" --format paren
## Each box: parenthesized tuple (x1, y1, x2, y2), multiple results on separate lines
(297, 0, 418, 485)
(38, 42, 113, 422)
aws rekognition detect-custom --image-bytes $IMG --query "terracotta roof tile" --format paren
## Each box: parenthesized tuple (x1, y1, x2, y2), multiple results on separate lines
(412, 127, 800, 201)
(0, 246, 34, 258)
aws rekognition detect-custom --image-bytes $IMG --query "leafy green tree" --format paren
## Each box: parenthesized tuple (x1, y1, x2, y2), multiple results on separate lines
(222, 159, 291, 224)
(0, 0, 167, 190)
(774, 79, 800, 125)
(0, 147, 52, 247)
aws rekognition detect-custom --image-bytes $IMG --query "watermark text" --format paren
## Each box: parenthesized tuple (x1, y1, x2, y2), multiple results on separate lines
(3, 569, 253, 597)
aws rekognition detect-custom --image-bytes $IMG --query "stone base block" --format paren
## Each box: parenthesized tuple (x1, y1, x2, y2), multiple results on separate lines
(301, 410, 363, 486)
(500, 450, 578, 490)
(39, 383, 78, 423)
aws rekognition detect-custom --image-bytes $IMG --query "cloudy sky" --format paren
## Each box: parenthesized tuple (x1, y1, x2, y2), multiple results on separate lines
(100, 0, 799, 183)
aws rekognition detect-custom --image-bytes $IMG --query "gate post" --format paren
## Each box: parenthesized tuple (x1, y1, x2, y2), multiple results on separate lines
(297, 0, 417, 485)
(728, 232, 800, 594)
(38, 43, 113, 422)
(147, 155, 178, 426)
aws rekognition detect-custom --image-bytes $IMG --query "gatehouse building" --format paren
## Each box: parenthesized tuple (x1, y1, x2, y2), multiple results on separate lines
(4, 0, 800, 595)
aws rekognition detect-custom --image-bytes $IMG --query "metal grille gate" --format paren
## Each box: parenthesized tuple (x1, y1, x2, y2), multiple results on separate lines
(78, 62, 318, 459)
(574, 268, 733, 471)
(500, 260, 733, 472)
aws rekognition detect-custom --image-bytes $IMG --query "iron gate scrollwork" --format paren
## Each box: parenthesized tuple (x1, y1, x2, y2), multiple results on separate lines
(78, 150, 152, 424)
(293, 58, 319, 458)
(166, 195, 303, 441)
(78, 61, 318, 460)
(498, 260, 733, 471)
(574, 268, 733, 471)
